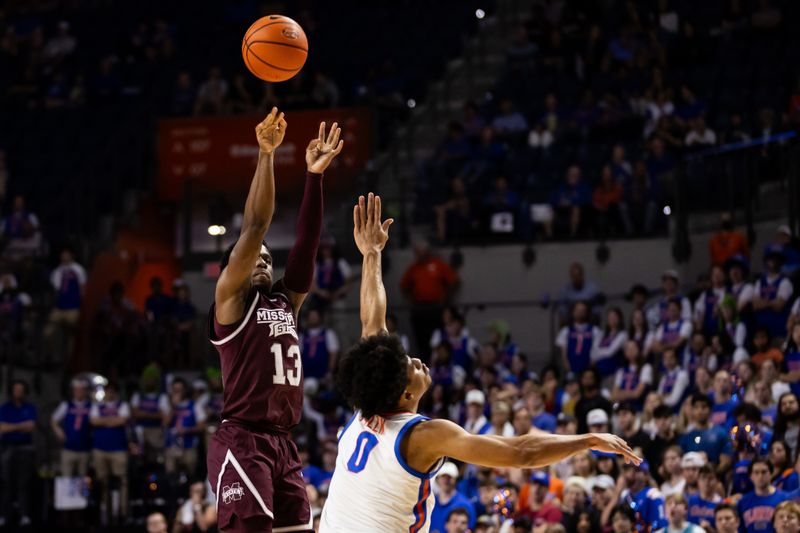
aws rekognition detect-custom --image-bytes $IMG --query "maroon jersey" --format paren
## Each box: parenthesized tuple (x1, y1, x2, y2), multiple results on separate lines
(209, 290, 303, 430)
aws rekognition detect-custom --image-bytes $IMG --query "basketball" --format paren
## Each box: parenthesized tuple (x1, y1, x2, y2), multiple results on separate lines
(241, 15, 308, 83)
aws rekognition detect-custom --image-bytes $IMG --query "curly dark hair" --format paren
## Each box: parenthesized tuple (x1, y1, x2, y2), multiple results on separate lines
(336, 334, 408, 419)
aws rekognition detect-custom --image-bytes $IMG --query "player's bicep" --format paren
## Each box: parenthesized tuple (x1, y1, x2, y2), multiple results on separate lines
(217, 228, 263, 298)
(416, 419, 522, 468)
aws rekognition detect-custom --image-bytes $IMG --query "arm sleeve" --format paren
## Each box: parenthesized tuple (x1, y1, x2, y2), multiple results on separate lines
(326, 329, 340, 352)
(159, 394, 170, 414)
(778, 279, 794, 301)
(90, 404, 99, 418)
(555, 327, 568, 348)
(119, 403, 131, 419)
(337, 258, 352, 280)
(51, 402, 67, 423)
(50, 269, 60, 290)
(282, 172, 323, 294)
(194, 403, 207, 423)
(76, 264, 88, 285)
(640, 364, 654, 385)
(680, 321, 693, 339)
(681, 298, 693, 320)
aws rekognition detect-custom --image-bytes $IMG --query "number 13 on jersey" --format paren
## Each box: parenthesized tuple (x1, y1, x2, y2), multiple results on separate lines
(271, 343, 302, 386)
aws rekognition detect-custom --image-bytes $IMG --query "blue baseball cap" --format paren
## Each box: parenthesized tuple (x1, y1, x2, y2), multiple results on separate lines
(531, 471, 550, 486)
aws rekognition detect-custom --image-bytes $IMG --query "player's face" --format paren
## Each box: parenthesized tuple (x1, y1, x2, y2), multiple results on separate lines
(406, 356, 431, 398)
(252, 245, 273, 290)
(716, 510, 740, 533)
(774, 509, 800, 533)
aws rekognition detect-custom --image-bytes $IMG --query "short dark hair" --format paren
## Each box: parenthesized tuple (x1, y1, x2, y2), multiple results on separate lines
(612, 504, 635, 522)
(699, 464, 715, 478)
(336, 334, 408, 419)
(748, 458, 770, 476)
(733, 402, 761, 423)
(691, 393, 713, 408)
(653, 405, 673, 419)
(446, 507, 469, 523)
(714, 502, 739, 519)
(220, 239, 271, 271)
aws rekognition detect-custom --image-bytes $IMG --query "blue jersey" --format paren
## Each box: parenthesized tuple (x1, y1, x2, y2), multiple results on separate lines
(565, 324, 596, 374)
(710, 399, 737, 429)
(783, 350, 800, 398)
(679, 426, 732, 463)
(0, 401, 36, 444)
(595, 333, 622, 377)
(699, 288, 725, 338)
(54, 266, 83, 310)
(756, 274, 789, 338)
(56, 400, 92, 452)
(687, 495, 719, 526)
(626, 487, 667, 532)
(131, 392, 167, 428)
(738, 490, 786, 533)
(660, 319, 686, 345)
(91, 401, 129, 452)
(301, 328, 332, 380)
(532, 412, 556, 433)
(430, 491, 476, 533)
(166, 399, 202, 449)
(775, 469, 800, 492)
(732, 459, 754, 495)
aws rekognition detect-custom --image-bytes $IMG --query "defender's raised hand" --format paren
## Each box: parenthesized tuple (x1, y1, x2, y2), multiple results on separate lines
(353, 193, 393, 256)
(256, 107, 287, 154)
(589, 433, 642, 466)
(306, 121, 344, 174)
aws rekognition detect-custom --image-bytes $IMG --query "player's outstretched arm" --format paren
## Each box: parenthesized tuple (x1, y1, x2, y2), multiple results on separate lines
(274, 121, 343, 316)
(405, 418, 641, 471)
(353, 193, 393, 338)
(216, 107, 286, 324)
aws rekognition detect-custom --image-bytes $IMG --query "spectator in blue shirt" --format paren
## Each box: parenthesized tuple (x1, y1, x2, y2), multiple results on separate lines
(491, 99, 528, 137)
(620, 461, 667, 532)
(430, 462, 476, 533)
(90, 383, 131, 521)
(679, 394, 733, 474)
(687, 465, 722, 530)
(550, 165, 592, 239)
(714, 503, 741, 533)
(165, 378, 206, 476)
(0, 380, 36, 528)
(738, 459, 787, 533)
(51, 377, 92, 476)
(44, 247, 87, 367)
(710, 370, 738, 429)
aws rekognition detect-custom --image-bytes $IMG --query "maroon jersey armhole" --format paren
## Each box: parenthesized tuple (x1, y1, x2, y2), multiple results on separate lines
(208, 291, 259, 345)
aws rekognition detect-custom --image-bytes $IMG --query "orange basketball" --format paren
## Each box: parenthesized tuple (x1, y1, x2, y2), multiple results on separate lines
(241, 15, 308, 83)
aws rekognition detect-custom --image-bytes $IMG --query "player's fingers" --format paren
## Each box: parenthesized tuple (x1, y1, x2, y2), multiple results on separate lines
(332, 140, 344, 156)
(276, 112, 285, 124)
(375, 195, 382, 225)
(367, 192, 375, 225)
(318, 122, 326, 143)
(327, 122, 339, 145)
(278, 117, 287, 131)
(330, 125, 341, 148)
(353, 204, 360, 229)
(358, 195, 366, 227)
(382, 218, 394, 233)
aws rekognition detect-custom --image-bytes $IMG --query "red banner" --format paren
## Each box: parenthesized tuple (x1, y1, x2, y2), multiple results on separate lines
(157, 108, 373, 201)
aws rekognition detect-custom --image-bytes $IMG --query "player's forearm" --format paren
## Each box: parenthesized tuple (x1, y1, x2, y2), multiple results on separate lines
(513, 433, 598, 468)
(283, 172, 323, 293)
(360, 251, 387, 337)
(241, 151, 276, 234)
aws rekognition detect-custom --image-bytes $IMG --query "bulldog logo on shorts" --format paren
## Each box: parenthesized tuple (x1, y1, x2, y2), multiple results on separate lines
(222, 482, 245, 504)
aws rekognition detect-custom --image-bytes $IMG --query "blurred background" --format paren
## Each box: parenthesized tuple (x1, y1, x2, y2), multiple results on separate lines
(1, 0, 800, 531)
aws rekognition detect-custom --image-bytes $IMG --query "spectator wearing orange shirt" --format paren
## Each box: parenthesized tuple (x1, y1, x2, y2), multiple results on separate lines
(709, 212, 749, 266)
(751, 326, 784, 368)
(592, 165, 624, 237)
(400, 239, 459, 361)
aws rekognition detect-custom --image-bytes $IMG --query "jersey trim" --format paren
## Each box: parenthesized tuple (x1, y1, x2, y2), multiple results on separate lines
(215, 449, 274, 519)
(210, 294, 260, 346)
(338, 411, 358, 442)
(409, 478, 431, 533)
(273, 513, 314, 532)
(394, 416, 440, 479)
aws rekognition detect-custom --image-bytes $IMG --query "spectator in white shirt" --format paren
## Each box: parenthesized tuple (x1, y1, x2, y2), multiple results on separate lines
(658, 349, 690, 409)
(684, 117, 717, 148)
(647, 270, 692, 328)
(651, 299, 693, 355)
(462, 390, 488, 434)
(753, 246, 794, 338)
(44, 248, 87, 367)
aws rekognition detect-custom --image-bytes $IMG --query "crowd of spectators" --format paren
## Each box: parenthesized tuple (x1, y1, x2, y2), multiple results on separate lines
(420, 0, 800, 245)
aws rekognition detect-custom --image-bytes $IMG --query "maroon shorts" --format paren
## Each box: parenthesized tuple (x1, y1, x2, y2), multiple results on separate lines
(207, 422, 312, 532)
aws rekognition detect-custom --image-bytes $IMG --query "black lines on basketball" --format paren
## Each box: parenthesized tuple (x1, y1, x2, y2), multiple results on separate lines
(247, 40, 308, 53)
(246, 45, 303, 72)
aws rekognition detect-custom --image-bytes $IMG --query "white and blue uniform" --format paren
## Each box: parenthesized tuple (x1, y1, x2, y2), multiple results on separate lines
(320, 412, 444, 533)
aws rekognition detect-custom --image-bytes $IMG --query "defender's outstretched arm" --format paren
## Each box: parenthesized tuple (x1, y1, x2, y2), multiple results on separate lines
(353, 193, 393, 338)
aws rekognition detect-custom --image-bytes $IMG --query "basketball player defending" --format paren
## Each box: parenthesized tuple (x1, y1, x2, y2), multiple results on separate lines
(320, 193, 642, 532)
(207, 107, 342, 532)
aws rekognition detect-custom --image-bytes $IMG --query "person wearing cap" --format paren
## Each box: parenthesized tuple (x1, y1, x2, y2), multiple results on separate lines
(586, 408, 610, 434)
(463, 389, 489, 434)
(657, 349, 690, 411)
(646, 270, 692, 329)
(657, 493, 705, 533)
(681, 452, 707, 498)
(687, 464, 722, 530)
(51, 377, 92, 477)
(679, 394, 733, 474)
(620, 460, 668, 532)
(753, 244, 794, 339)
(589, 474, 614, 514)
(430, 462, 476, 533)
(515, 471, 563, 527)
(693, 265, 730, 339)
(651, 298, 693, 357)
(738, 458, 788, 533)
(556, 301, 602, 375)
(709, 212, 749, 267)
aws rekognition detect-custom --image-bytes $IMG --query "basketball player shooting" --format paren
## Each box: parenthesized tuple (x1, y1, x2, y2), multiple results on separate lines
(207, 107, 342, 533)
(320, 193, 642, 532)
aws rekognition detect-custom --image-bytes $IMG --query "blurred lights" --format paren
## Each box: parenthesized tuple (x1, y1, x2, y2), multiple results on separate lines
(407, 99, 416, 109)
(663, 205, 672, 216)
(694, 436, 701, 444)
(475, 8, 486, 19)
(208, 225, 227, 236)
(149, 483, 158, 491)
